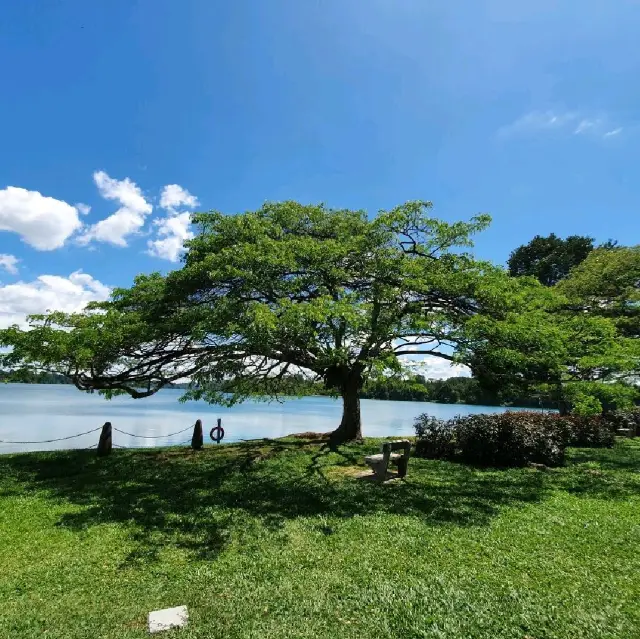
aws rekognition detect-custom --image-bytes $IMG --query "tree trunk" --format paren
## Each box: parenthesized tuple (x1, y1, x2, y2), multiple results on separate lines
(331, 371, 363, 443)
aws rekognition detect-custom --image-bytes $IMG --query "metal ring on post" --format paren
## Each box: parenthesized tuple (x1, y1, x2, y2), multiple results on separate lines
(209, 425, 225, 443)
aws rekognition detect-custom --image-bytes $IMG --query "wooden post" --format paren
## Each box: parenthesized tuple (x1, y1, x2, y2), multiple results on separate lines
(191, 419, 204, 450)
(97, 421, 112, 457)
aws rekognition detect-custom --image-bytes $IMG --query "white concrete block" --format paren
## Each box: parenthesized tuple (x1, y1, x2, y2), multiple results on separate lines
(148, 605, 188, 633)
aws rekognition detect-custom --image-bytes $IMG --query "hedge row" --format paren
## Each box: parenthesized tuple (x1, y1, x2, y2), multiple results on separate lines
(413, 410, 625, 468)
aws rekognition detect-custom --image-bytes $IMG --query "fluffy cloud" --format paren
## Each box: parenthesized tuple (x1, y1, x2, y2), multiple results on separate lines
(0, 186, 83, 250)
(402, 357, 471, 380)
(160, 184, 199, 211)
(147, 212, 195, 262)
(0, 254, 19, 275)
(0, 271, 111, 329)
(78, 171, 152, 247)
(148, 184, 199, 262)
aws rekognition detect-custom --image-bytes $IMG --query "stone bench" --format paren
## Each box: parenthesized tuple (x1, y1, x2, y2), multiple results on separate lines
(365, 440, 411, 481)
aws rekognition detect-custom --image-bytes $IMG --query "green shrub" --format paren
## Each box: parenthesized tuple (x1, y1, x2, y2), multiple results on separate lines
(414, 411, 566, 467)
(413, 415, 454, 459)
(604, 408, 640, 436)
(571, 395, 603, 417)
(555, 414, 616, 448)
(413, 409, 622, 468)
(453, 412, 566, 467)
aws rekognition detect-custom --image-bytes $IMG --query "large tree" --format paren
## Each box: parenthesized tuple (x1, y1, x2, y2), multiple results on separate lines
(1, 201, 530, 442)
(507, 233, 595, 286)
(466, 259, 640, 414)
(557, 245, 640, 340)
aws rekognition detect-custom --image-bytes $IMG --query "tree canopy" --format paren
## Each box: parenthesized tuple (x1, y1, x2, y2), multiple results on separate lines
(1, 202, 635, 436)
(557, 245, 640, 340)
(0, 200, 533, 441)
(470, 245, 640, 413)
(507, 233, 595, 286)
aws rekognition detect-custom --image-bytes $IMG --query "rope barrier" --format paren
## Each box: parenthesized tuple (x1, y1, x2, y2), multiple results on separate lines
(112, 425, 193, 439)
(0, 426, 103, 445)
(0, 422, 208, 450)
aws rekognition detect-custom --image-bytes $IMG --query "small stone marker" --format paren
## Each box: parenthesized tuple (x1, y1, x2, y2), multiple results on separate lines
(97, 421, 112, 457)
(191, 419, 204, 450)
(148, 605, 188, 634)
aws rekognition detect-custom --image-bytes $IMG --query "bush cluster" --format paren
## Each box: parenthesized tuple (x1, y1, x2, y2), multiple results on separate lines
(414, 408, 620, 468)
(414, 415, 456, 460)
(604, 408, 640, 436)
(557, 414, 616, 448)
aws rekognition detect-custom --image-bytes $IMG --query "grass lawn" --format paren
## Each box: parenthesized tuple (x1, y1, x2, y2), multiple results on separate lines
(0, 437, 639, 639)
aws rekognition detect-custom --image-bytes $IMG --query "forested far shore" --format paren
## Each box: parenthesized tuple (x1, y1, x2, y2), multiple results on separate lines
(0, 369, 192, 389)
(0, 368, 553, 407)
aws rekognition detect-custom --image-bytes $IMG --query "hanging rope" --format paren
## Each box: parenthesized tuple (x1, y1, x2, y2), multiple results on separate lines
(1, 423, 205, 450)
(0, 426, 103, 445)
(112, 425, 193, 439)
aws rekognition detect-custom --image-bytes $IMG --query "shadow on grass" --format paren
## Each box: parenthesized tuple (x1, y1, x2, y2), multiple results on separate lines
(0, 438, 637, 563)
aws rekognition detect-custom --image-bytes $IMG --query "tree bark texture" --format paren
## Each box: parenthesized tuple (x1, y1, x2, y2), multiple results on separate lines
(331, 369, 363, 443)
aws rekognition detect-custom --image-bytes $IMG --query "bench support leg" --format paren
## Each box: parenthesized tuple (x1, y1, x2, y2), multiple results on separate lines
(370, 462, 388, 481)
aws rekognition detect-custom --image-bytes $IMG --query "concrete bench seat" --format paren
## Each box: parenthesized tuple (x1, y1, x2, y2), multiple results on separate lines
(364, 440, 411, 481)
(364, 452, 403, 464)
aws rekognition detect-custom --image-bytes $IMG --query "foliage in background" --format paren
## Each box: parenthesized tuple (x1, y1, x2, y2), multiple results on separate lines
(0, 369, 70, 385)
(464, 287, 640, 414)
(557, 245, 640, 341)
(560, 414, 617, 448)
(507, 233, 597, 286)
(414, 411, 567, 467)
(414, 408, 619, 467)
(604, 408, 640, 437)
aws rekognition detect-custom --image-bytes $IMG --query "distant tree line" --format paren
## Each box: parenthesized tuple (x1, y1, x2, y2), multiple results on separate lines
(0, 369, 192, 389)
(0, 369, 71, 384)
(0, 366, 553, 407)
(360, 375, 555, 407)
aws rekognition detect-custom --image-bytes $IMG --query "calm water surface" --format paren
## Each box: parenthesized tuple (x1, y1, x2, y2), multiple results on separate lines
(0, 384, 530, 454)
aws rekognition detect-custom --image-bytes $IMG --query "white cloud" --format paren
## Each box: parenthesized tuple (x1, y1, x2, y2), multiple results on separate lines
(0, 271, 111, 329)
(147, 184, 199, 262)
(604, 127, 623, 138)
(0, 187, 83, 250)
(574, 118, 601, 135)
(160, 184, 199, 211)
(403, 357, 471, 380)
(76, 203, 91, 215)
(78, 171, 152, 247)
(498, 110, 578, 137)
(147, 212, 195, 262)
(500, 110, 622, 140)
(0, 254, 19, 275)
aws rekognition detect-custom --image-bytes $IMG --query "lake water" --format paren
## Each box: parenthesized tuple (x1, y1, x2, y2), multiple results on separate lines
(0, 384, 533, 454)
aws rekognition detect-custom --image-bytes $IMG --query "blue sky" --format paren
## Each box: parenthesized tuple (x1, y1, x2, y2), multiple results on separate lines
(1, 1, 639, 374)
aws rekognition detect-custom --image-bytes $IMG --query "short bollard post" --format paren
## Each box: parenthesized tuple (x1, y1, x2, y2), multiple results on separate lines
(97, 421, 112, 457)
(191, 419, 204, 450)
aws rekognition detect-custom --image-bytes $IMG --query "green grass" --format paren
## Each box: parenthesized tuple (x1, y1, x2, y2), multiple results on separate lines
(1, 437, 639, 639)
